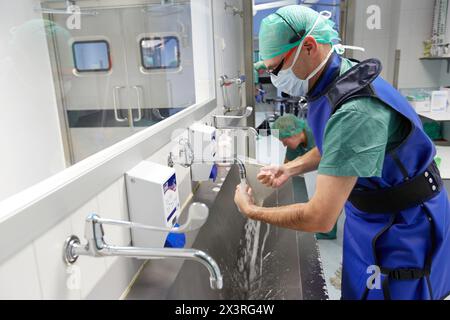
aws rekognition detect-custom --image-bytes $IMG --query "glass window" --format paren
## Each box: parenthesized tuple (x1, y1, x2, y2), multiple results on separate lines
(0, 0, 216, 202)
(140, 36, 180, 70)
(72, 40, 111, 72)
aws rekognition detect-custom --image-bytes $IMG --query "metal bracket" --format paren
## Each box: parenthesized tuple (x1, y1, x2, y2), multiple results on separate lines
(63, 235, 81, 265)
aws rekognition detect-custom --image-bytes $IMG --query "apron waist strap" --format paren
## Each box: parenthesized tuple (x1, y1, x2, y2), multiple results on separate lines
(349, 162, 442, 214)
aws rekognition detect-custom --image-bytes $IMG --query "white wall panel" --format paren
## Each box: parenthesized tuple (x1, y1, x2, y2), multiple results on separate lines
(0, 244, 42, 299)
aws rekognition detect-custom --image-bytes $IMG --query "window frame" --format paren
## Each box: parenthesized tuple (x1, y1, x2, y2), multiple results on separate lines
(72, 39, 112, 73)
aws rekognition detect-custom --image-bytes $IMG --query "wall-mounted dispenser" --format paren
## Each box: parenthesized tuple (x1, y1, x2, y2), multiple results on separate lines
(126, 161, 181, 247)
(188, 123, 218, 182)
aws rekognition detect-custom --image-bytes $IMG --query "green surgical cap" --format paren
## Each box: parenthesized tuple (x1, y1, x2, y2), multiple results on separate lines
(273, 115, 306, 139)
(259, 5, 340, 60)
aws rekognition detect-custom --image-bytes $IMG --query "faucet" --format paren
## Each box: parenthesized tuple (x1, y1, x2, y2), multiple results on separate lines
(212, 106, 257, 140)
(219, 75, 246, 87)
(167, 138, 248, 186)
(63, 203, 223, 290)
(215, 126, 259, 140)
(218, 74, 246, 113)
(297, 97, 308, 119)
(216, 157, 247, 183)
(212, 106, 253, 128)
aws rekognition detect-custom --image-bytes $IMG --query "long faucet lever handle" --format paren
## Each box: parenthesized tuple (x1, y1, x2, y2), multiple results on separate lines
(95, 217, 177, 233)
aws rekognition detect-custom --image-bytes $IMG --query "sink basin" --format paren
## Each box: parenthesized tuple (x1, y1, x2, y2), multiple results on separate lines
(127, 162, 327, 300)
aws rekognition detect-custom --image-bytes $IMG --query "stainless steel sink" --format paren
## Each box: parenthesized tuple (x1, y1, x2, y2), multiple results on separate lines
(126, 163, 327, 300)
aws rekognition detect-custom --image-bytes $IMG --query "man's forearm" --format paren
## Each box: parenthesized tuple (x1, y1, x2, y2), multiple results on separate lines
(247, 202, 329, 233)
(285, 147, 321, 176)
(237, 174, 356, 234)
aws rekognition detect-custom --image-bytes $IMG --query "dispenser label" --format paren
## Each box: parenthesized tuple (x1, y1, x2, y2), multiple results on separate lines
(164, 174, 180, 226)
(164, 174, 177, 193)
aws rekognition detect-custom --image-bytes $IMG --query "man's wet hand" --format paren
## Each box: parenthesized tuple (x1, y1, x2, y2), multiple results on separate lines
(234, 183, 256, 218)
(257, 165, 290, 188)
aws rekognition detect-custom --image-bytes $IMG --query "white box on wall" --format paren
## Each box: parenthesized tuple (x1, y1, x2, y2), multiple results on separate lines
(126, 161, 181, 248)
(431, 90, 448, 112)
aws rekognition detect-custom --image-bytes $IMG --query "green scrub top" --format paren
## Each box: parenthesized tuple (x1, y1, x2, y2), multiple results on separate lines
(318, 58, 411, 178)
(285, 126, 316, 162)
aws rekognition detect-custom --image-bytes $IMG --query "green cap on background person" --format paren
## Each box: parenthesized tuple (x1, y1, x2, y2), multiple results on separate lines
(272, 114, 307, 140)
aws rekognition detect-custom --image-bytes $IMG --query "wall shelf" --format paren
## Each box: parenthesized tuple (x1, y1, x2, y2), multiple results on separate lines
(420, 56, 450, 73)
(436, 146, 450, 179)
(417, 113, 450, 178)
(418, 111, 450, 122)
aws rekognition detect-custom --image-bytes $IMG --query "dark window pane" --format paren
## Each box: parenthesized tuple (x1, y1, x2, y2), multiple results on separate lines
(140, 36, 180, 70)
(72, 40, 111, 72)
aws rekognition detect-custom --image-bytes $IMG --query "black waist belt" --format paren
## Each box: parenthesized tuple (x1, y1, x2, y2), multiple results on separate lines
(349, 162, 443, 214)
(380, 267, 430, 281)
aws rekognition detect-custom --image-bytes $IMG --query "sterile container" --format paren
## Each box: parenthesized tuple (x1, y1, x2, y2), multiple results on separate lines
(406, 91, 431, 113)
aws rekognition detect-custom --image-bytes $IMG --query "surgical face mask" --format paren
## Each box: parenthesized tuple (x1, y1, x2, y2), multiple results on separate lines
(270, 11, 333, 97)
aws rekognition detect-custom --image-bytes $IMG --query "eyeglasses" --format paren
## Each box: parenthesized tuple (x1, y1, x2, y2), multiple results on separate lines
(266, 47, 297, 77)
(268, 59, 285, 77)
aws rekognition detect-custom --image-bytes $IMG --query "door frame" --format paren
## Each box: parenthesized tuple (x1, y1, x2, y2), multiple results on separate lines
(45, 3, 196, 164)
(45, 12, 76, 166)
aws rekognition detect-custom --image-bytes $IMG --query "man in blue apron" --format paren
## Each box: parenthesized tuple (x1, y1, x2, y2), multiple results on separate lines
(234, 5, 450, 300)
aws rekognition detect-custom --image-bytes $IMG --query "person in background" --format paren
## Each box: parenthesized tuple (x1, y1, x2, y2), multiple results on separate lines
(254, 61, 267, 103)
(273, 114, 337, 240)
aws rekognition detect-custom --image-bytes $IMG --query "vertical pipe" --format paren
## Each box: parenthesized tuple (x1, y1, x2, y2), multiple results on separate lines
(339, 0, 348, 43)
(393, 49, 401, 89)
(342, 0, 356, 60)
(242, 0, 256, 158)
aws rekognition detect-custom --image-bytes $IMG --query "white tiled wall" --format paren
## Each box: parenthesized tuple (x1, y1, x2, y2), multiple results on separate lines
(97, 176, 131, 269)
(351, 0, 397, 81)
(31, 186, 120, 300)
(0, 130, 208, 300)
(33, 215, 80, 300)
(396, 0, 440, 89)
(0, 245, 42, 300)
(351, 0, 440, 89)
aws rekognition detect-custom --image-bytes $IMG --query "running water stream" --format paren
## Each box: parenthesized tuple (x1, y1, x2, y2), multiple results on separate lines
(230, 183, 282, 299)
